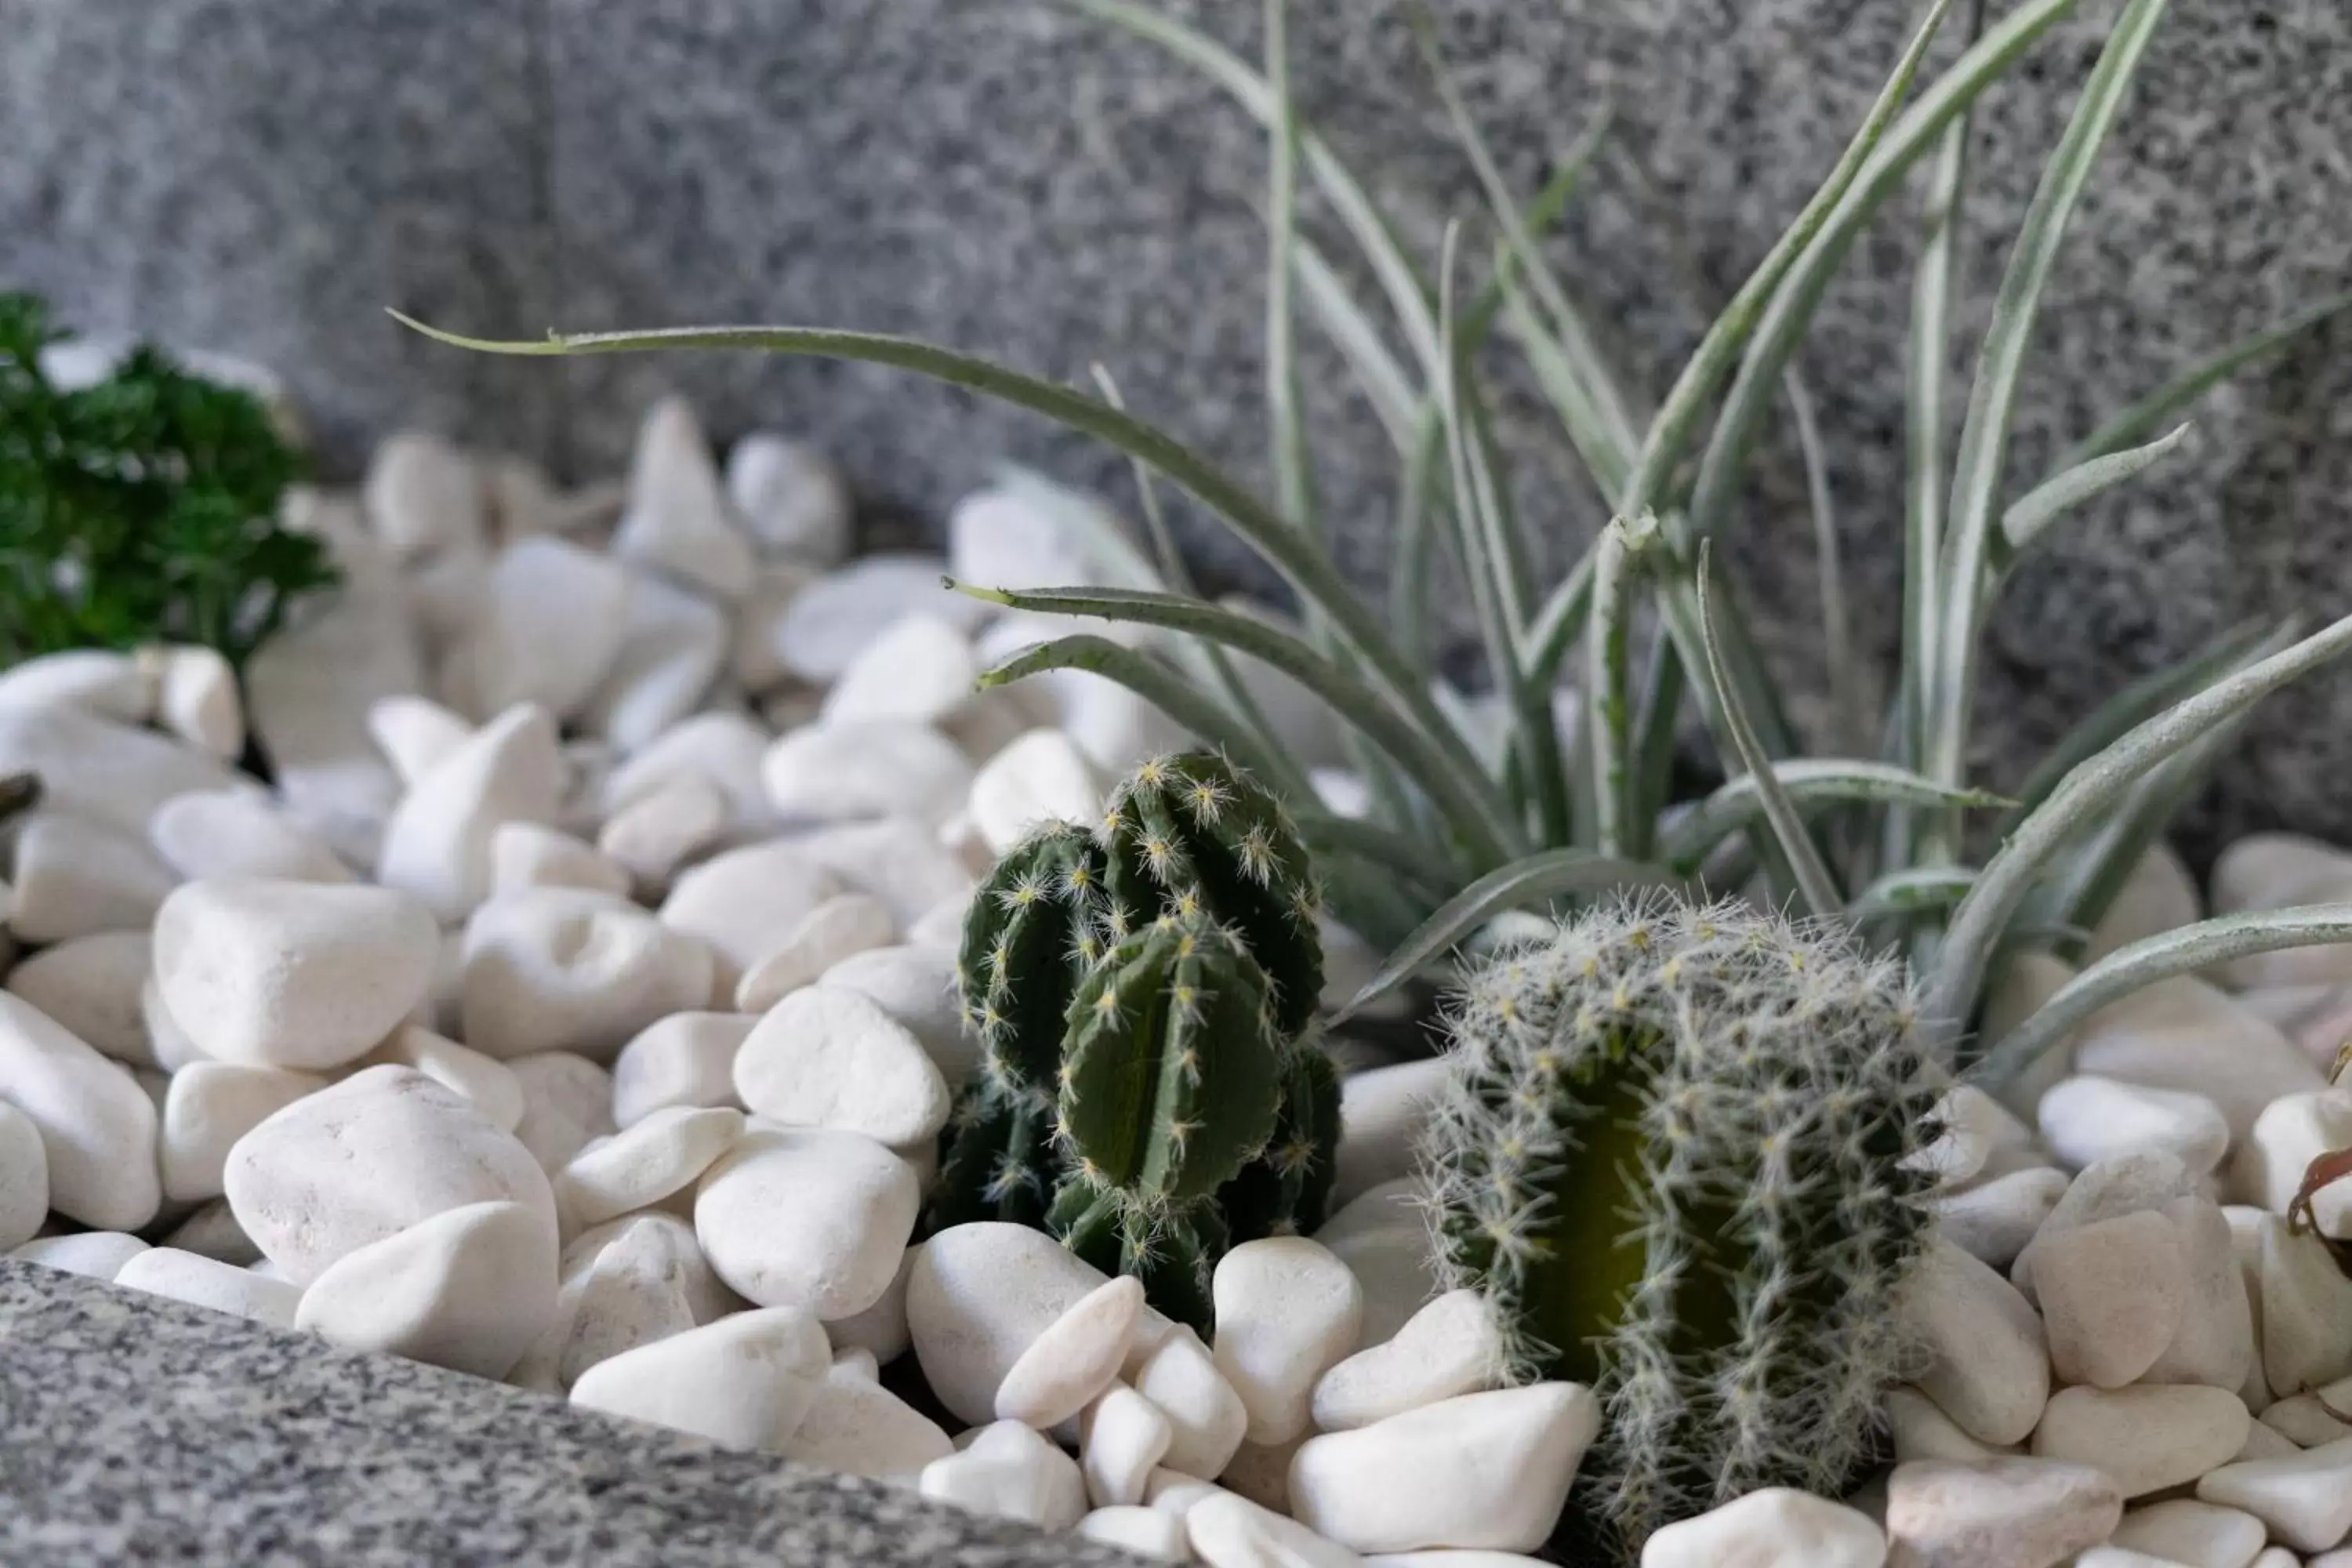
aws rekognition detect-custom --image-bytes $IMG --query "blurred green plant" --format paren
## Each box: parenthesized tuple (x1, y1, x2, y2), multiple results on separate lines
(399, 0, 2352, 1083)
(0, 291, 330, 668)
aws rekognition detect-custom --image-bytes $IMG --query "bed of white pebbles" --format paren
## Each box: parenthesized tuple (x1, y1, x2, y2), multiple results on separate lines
(7, 395, 2352, 1568)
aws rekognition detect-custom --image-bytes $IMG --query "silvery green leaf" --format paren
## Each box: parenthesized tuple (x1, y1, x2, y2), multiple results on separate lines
(1664, 761, 2009, 870)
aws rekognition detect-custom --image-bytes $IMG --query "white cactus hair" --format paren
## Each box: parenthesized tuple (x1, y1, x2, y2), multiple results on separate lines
(1420, 891, 1945, 1552)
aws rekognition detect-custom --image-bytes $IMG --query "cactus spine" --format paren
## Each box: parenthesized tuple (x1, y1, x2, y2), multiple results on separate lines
(938, 751, 1338, 1330)
(1422, 895, 1941, 1559)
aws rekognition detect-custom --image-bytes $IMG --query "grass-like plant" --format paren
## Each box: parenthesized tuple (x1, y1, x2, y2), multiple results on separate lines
(401, 0, 2352, 1086)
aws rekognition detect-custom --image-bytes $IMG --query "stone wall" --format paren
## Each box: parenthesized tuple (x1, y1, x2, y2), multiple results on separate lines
(4, 0, 2349, 849)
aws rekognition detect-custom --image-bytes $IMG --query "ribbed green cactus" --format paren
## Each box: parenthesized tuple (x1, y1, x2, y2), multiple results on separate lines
(936, 751, 1338, 1330)
(1423, 895, 1941, 1560)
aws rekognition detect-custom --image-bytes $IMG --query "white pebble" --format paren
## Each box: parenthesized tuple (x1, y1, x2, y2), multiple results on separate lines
(361, 1025, 525, 1133)
(694, 1126, 918, 1317)
(508, 1051, 617, 1172)
(223, 1065, 555, 1286)
(1637, 1487, 1886, 1568)
(1312, 1290, 1502, 1433)
(733, 893, 898, 1013)
(1884, 1388, 1996, 1465)
(775, 554, 985, 684)
(996, 1275, 1145, 1428)
(154, 876, 437, 1070)
(580, 571, 729, 753)
(511, 1218, 699, 1392)
(2260, 1392, 2352, 1446)
(0, 1101, 47, 1249)
(2105, 1498, 2267, 1568)
(364, 430, 482, 564)
(611, 1011, 754, 1127)
(658, 838, 843, 981)
(2013, 1150, 2198, 1303)
(2072, 976, 2325, 1145)
(777, 1357, 955, 1481)
(154, 645, 242, 758)
(610, 397, 753, 603)
(0, 647, 151, 720)
(907, 1221, 1119, 1428)
(376, 702, 566, 921)
(5, 930, 153, 1064)
(824, 1245, 916, 1363)
(1911, 1085, 2033, 1189)
(920, 1419, 1089, 1530)
(2041, 1076, 2231, 1176)
(571, 1304, 829, 1450)
(10, 1230, 150, 1279)
(817, 942, 977, 1090)
(1213, 1237, 1364, 1446)
(489, 821, 631, 899)
(597, 775, 728, 893)
(763, 720, 974, 829)
(2237, 1090, 2352, 1236)
(1330, 1060, 1449, 1210)
(8, 814, 176, 943)
(602, 713, 777, 836)
(726, 434, 850, 566)
(2031, 1384, 2252, 1496)
(732, 986, 950, 1146)
(0, 991, 160, 1231)
(1131, 1326, 1256, 1484)
(1083, 1383, 1174, 1508)
(1078, 1505, 1190, 1563)
(2196, 1436, 2352, 1553)
(2038, 1209, 2187, 1388)
(2213, 834, 2352, 987)
(2257, 1214, 2352, 1398)
(555, 1105, 744, 1233)
(1929, 1167, 2070, 1271)
(2144, 1197, 2257, 1393)
(0, 702, 244, 841)
(445, 537, 632, 720)
(160, 1061, 327, 1203)
(1900, 1236, 2050, 1445)
(149, 789, 352, 884)
(1186, 1490, 1363, 1568)
(115, 1246, 300, 1328)
(296, 1199, 558, 1379)
(821, 614, 978, 728)
(460, 887, 715, 1062)
(1287, 1384, 1598, 1555)
(1882, 1458, 2123, 1568)
(966, 728, 1104, 855)
(367, 694, 474, 786)
(793, 818, 976, 928)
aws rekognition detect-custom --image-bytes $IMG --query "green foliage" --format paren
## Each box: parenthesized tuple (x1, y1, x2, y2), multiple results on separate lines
(0, 291, 329, 668)
(1426, 894, 1940, 1558)
(935, 752, 1338, 1330)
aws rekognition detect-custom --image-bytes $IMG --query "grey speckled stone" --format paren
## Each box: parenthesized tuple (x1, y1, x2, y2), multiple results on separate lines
(0, 1260, 1125, 1567)
(2, 0, 2350, 847)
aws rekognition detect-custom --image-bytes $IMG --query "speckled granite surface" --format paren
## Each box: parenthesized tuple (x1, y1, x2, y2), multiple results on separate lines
(2, 0, 2350, 850)
(0, 1261, 1125, 1567)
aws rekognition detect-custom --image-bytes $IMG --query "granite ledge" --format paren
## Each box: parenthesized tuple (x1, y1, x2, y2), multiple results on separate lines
(0, 1259, 1131, 1567)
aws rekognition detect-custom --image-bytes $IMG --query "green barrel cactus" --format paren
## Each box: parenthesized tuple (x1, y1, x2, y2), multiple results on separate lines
(1422, 894, 1942, 1559)
(936, 751, 1339, 1330)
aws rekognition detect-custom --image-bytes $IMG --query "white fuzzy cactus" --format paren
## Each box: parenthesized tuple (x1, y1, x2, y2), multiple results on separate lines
(1421, 894, 1944, 1560)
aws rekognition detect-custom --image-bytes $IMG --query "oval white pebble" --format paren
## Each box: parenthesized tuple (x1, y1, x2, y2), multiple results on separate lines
(2038, 1209, 2187, 1388)
(1131, 1325, 1254, 1483)
(149, 789, 352, 885)
(10, 1230, 151, 1280)
(571, 1303, 829, 1450)
(114, 1246, 301, 1329)
(1186, 1490, 1363, 1568)
(459, 887, 715, 1062)
(0, 991, 161, 1231)
(1636, 1486, 1886, 1568)
(0, 1101, 48, 1250)
(2031, 1384, 2252, 1497)
(920, 1419, 1089, 1530)
(733, 892, 899, 1013)
(2040, 1075, 2231, 1177)
(763, 720, 974, 829)
(995, 1274, 1145, 1429)
(1884, 1458, 2122, 1568)
(694, 1126, 918, 1318)
(610, 1011, 755, 1127)
(658, 838, 843, 980)
(907, 1221, 1119, 1428)
(1082, 1382, 1174, 1508)
(1312, 1290, 1503, 1434)
(160, 1061, 327, 1203)
(1900, 1236, 2050, 1445)
(554, 1105, 744, 1233)
(732, 986, 950, 1147)
(1078, 1504, 1189, 1563)
(1212, 1237, 1365, 1447)
(5, 930, 154, 1065)
(296, 1199, 559, 1379)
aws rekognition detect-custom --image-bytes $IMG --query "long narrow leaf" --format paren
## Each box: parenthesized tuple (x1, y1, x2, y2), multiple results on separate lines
(1331, 848, 1679, 1023)
(1693, 547, 1843, 916)
(1262, 0, 1316, 539)
(1929, 604, 2352, 1047)
(1290, 811, 1460, 897)
(2038, 712, 2241, 948)
(1291, 235, 1421, 448)
(1498, 274, 1635, 505)
(1994, 421, 2190, 571)
(955, 579, 1515, 867)
(1664, 760, 2009, 870)
(1586, 514, 1651, 855)
(1849, 866, 1977, 920)
(1928, 0, 2172, 816)
(1785, 371, 1866, 757)
(1524, 539, 1602, 695)
(1973, 905, 2352, 1091)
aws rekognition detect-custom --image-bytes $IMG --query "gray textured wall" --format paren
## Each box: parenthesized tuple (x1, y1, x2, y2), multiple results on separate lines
(4, 0, 2349, 851)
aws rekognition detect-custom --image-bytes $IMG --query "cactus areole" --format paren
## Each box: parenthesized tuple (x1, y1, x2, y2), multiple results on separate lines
(1423, 895, 1944, 1557)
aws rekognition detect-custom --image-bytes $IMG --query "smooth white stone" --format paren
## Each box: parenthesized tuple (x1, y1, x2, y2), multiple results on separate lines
(162, 1198, 262, 1266)
(1883, 1387, 1997, 1465)
(2084, 841, 2202, 964)
(947, 481, 1143, 598)
(776, 1357, 955, 1480)
(445, 537, 633, 720)
(489, 822, 630, 899)
(1882, 1458, 2123, 1568)
(571, 1304, 829, 1450)
(1132, 1325, 1254, 1483)
(814, 943, 975, 1091)
(2073, 977, 2327, 1144)
(1144, 1468, 1236, 1518)
(730, 567, 818, 695)
(8, 814, 176, 943)
(2259, 1392, 2352, 1446)
(906, 1221, 1116, 1428)
(793, 817, 977, 928)
(993, 1274, 1145, 1428)
(561, 1209, 739, 1326)
(775, 554, 989, 684)
(154, 877, 437, 1070)
(1210, 1238, 1363, 1447)
(5, 930, 152, 1064)
(508, 1051, 617, 1173)
(2042, 1076, 2232, 1177)
(1082, 1382, 1174, 1508)
(160, 1061, 327, 1203)
(2072, 1549, 2201, 1568)
(1900, 1236, 2050, 1445)
(2013, 1150, 2201, 1303)
(2258, 1214, 2352, 1397)
(223, 1065, 555, 1286)
(2145, 1197, 2258, 1393)
(659, 839, 843, 983)
(597, 775, 728, 894)
(1930, 1167, 2071, 1271)
(510, 1217, 699, 1393)
(0, 648, 151, 720)
(1079, 1505, 1189, 1563)
(1287, 1384, 1598, 1555)
(601, 713, 777, 836)
(2038, 1209, 2189, 1388)
(368, 694, 475, 787)
(611, 1012, 753, 1127)
(0, 703, 245, 841)
(2212, 834, 2352, 988)
(115, 1246, 299, 1327)
(580, 570, 729, 754)
(364, 430, 483, 563)
(2105, 1498, 2268, 1568)
(296, 1199, 558, 1378)
(2195, 1437, 2352, 1552)
(726, 434, 850, 566)
(610, 397, 754, 602)
(2241, 1414, 2308, 1457)
(555, 1105, 745, 1233)
(376, 702, 566, 922)
(1330, 1060, 1449, 1211)
(459, 887, 714, 1063)
(694, 1126, 918, 1317)
(0, 992, 159, 1231)
(965, 728, 1103, 855)
(1638, 1487, 1888, 1568)
(153, 644, 241, 758)
(732, 987, 950, 1148)
(920, 1419, 1088, 1530)
(10, 1230, 149, 1279)
(763, 720, 974, 830)
(823, 1244, 915, 1363)
(149, 789, 351, 887)
(1317, 1221, 1440, 1355)
(820, 614, 977, 728)
(1311, 1290, 1502, 1434)
(0, 1102, 47, 1250)
(1910, 1085, 2034, 1189)
(1188, 1491, 1363, 1568)
(2031, 1384, 2252, 1497)
(2237, 1090, 2352, 1236)
(139, 978, 206, 1073)
(734, 894, 898, 1014)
